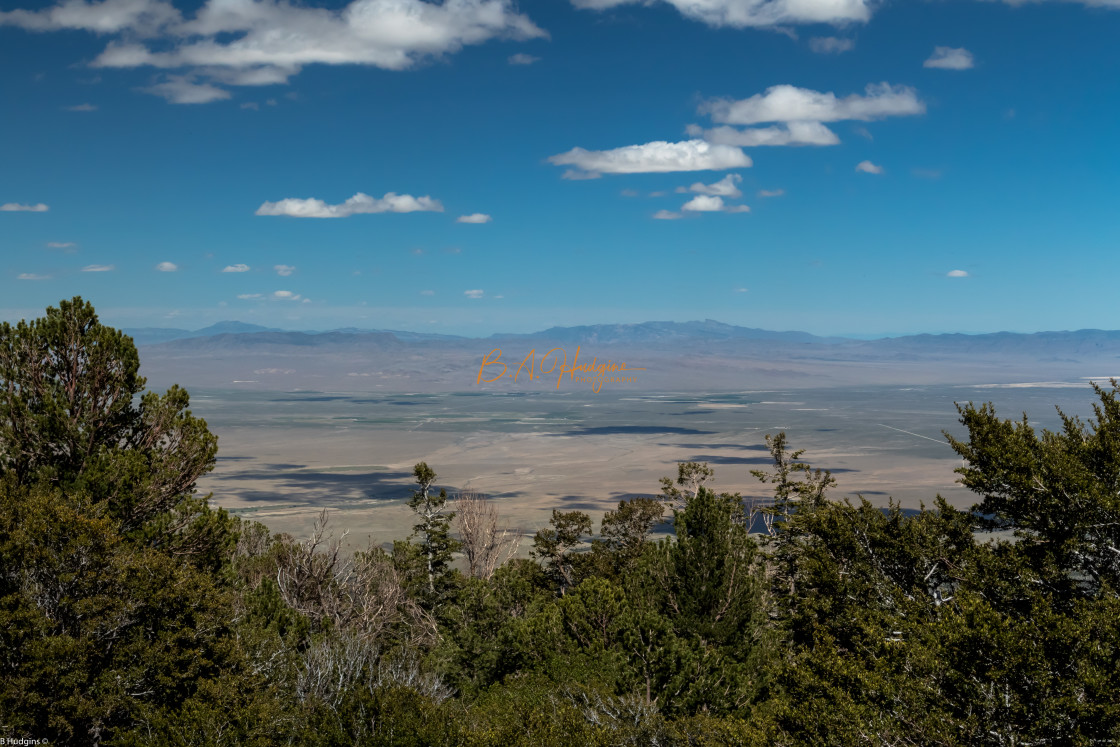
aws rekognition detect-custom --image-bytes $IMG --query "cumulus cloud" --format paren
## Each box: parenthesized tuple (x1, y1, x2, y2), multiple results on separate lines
(46, 241, 76, 248)
(17, 273, 50, 280)
(274, 264, 295, 276)
(456, 213, 492, 223)
(464, 289, 484, 299)
(508, 52, 539, 65)
(273, 290, 301, 300)
(222, 263, 250, 272)
(947, 269, 969, 278)
(570, 0, 873, 29)
(758, 188, 785, 197)
(701, 83, 924, 125)
(683, 173, 742, 198)
(682, 195, 726, 212)
(809, 36, 853, 54)
(82, 264, 114, 272)
(1, 202, 49, 212)
(548, 139, 751, 177)
(688, 121, 840, 147)
(855, 160, 884, 174)
(1, 0, 545, 103)
(679, 195, 750, 214)
(653, 210, 682, 220)
(256, 191, 443, 218)
(156, 261, 178, 271)
(924, 46, 974, 70)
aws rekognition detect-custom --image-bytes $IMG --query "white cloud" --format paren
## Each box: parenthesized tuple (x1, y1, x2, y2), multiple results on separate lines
(82, 264, 114, 272)
(0, 0, 182, 35)
(237, 293, 262, 299)
(256, 191, 443, 218)
(947, 269, 969, 278)
(571, 0, 873, 29)
(855, 160, 883, 174)
(1, 202, 49, 212)
(156, 261, 178, 271)
(684, 173, 742, 198)
(724, 204, 751, 213)
(2, 0, 545, 103)
(65, 102, 98, 111)
(653, 210, 682, 220)
(464, 289, 484, 299)
(758, 188, 785, 197)
(140, 75, 230, 103)
(689, 121, 840, 147)
(456, 213, 492, 223)
(809, 36, 853, 54)
(508, 52, 539, 65)
(924, 46, 974, 70)
(701, 83, 924, 125)
(46, 241, 76, 248)
(548, 139, 751, 177)
(682, 195, 725, 212)
(273, 290, 301, 300)
(223, 263, 250, 272)
(274, 264, 295, 276)
(17, 273, 50, 280)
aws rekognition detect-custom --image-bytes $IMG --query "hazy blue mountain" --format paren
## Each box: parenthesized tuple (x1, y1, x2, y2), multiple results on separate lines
(491, 319, 843, 345)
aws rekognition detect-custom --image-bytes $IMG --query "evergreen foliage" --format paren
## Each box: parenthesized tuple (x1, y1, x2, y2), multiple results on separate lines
(1, 298, 1118, 745)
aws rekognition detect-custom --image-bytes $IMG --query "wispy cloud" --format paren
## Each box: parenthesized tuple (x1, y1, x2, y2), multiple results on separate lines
(689, 121, 840, 147)
(549, 139, 751, 178)
(273, 290, 301, 300)
(82, 264, 115, 272)
(571, 0, 873, 29)
(420, 289, 435, 296)
(653, 210, 683, 220)
(809, 36, 854, 54)
(464, 289, 485, 299)
(237, 293, 262, 299)
(681, 173, 742, 198)
(508, 53, 540, 65)
(65, 102, 98, 111)
(702, 83, 924, 126)
(257, 192, 443, 218)
(758, 188, 785, 197)
(855, 160, 884, 174)
(140, 75, 230, 104)
(156, 261, 178, 271)
(924, 46, 974, 70)
(1, 202, 48, 212)
(274, 264, 295, 276)
(222, 263, 250, 272)
(456, 213, 492, 224)
(17, 272, 50, 280)
(46, 241, 77, 249)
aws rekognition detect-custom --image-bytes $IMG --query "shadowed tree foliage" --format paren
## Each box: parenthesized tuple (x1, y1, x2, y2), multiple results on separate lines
(3, 298, 1120, 745)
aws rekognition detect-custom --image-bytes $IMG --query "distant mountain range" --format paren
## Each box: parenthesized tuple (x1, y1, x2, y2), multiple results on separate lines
(130, 318, 1120, 391)
(127, 318, 1120, 351)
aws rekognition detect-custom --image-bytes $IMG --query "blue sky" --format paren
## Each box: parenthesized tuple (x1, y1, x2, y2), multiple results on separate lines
(2, 0, 1118, 337)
